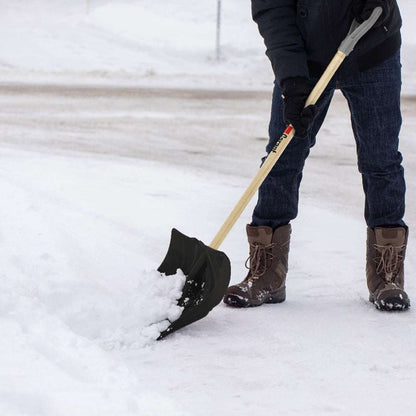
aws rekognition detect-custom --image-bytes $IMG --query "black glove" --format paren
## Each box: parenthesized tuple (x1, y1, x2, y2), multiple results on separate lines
(281, 77, 317, 139)
(352, 0, 393, 27)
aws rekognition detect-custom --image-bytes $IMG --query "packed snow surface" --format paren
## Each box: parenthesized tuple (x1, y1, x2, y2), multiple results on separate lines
(1, 87, 416, 414)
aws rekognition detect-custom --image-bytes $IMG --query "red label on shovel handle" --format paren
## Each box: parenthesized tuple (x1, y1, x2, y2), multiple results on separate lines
(271, 125, 294, 154)
(284, 125, 294, 136)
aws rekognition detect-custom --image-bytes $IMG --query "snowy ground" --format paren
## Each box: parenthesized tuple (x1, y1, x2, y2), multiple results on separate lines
(1, 1, 416, 415)
(0, 0, 415, 92)
(1, 83, 416, 415)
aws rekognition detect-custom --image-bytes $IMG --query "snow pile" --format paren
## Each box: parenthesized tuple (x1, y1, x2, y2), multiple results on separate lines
(89, 0, 262, 73)
(0, 0, 266, 86)
(0, 149, 187, 415)
(0, 0, 414, 91)
(0, 290, 184, 416)
(0, 149, 187, 347)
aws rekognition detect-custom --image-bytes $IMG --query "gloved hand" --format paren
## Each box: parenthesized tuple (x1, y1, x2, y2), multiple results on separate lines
(281, 77, 317, 138)
(352, 0, 393, 27)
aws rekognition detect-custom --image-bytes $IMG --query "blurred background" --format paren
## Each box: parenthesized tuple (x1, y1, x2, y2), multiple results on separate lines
(0, 0, 414, 92)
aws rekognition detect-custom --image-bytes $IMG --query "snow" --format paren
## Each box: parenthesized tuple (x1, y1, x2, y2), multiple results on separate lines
(0, 1, 416, 415)
(0, 0, 265, 89)
(1, 0, 414, 92)
(0, 150, 189, 414)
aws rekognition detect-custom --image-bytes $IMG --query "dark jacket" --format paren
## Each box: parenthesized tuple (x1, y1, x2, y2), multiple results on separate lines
(252, 0, 402, 84)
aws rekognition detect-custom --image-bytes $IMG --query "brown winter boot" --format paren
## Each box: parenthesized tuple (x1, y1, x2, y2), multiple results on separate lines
(223, 224, 291, 307)
(367, 227, 410, 311)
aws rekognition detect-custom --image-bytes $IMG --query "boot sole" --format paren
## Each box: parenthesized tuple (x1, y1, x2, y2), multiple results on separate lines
(223, 289, 286, 308)
(369, 294, 410, 311)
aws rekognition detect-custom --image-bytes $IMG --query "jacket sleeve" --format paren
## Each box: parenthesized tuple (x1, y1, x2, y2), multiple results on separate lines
(252, 0, 309, 84)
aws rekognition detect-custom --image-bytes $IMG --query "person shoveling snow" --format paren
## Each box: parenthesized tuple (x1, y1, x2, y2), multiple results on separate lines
(156, 3, 407, 341)
(224, 0, 410, 312)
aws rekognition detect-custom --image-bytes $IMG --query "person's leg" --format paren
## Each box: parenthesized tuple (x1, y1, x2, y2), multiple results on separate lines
(252, 80, 335, 229)
(340, 51, 405, 228)
(224, 80, 335, 308)
(340, 51, 409, 310)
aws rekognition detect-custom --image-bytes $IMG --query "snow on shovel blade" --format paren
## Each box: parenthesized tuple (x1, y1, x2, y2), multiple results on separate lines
(157, 228, 231, 340)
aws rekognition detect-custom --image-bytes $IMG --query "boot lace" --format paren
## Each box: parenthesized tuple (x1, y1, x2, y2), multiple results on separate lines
(373, 244, 405, 284)
(245, 242, 276, 279)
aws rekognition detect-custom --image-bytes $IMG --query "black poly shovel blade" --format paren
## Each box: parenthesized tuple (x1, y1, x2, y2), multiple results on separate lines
(157, 228, 231, 340)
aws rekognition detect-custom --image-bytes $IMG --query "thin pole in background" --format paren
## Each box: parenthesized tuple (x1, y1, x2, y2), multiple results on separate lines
(216, 0, 221, 62)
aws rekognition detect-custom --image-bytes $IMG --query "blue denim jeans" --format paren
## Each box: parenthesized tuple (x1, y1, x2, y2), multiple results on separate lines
(252, 51, 406, 229)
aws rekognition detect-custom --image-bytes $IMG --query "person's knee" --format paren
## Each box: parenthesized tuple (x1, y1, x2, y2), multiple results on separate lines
(358, 161, 404, 177)
(358, 151, 403, 175)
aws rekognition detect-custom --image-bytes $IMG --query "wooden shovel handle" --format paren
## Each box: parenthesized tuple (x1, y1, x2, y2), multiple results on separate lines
(209, 51, 346, 249)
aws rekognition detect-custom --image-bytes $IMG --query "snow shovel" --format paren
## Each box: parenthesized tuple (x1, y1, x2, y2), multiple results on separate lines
(157, 7, 382, 340)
